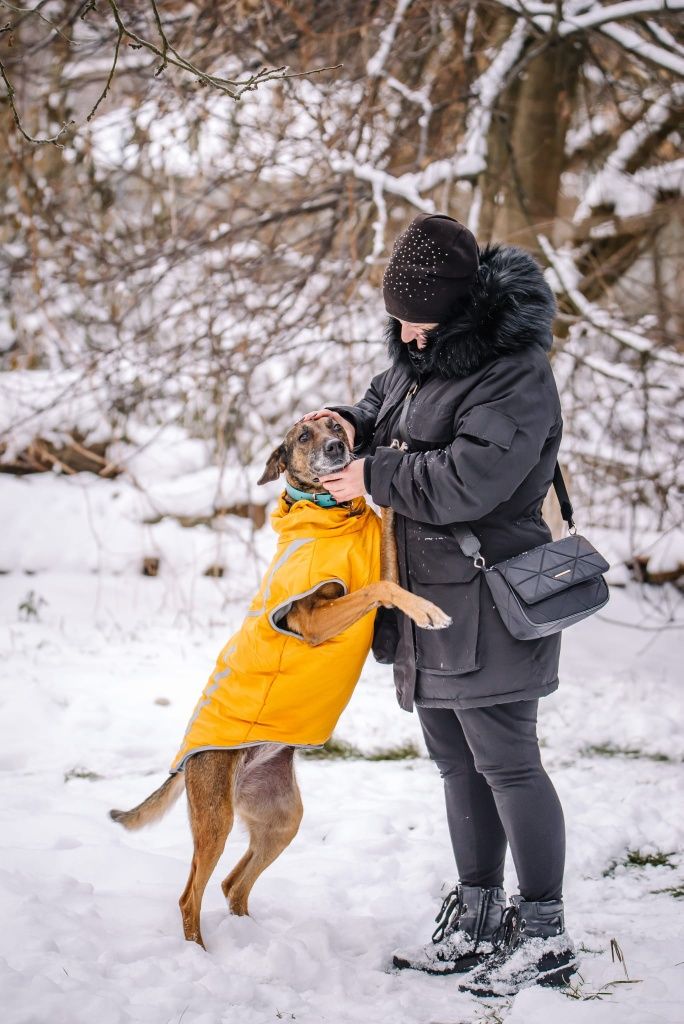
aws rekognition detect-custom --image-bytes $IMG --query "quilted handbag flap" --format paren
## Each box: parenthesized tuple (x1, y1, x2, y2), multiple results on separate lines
(496, 535, 610, 606)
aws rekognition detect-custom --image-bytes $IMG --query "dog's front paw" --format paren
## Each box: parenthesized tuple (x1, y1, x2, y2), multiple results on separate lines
(408, 597, 452, 630)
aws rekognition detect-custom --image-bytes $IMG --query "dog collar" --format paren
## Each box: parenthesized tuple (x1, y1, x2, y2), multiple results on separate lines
(285, 483, 338, 508)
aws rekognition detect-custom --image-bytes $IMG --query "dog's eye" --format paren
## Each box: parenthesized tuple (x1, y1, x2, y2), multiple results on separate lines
(332, 422, 341, 431)
(299, 431, 309, 442)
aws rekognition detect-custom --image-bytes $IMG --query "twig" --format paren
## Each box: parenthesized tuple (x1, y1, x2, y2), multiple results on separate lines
(86, 23, 122, 121)
(0, 56, 73, 144)
(105, 0, 339, 101)
(0, 0, 81, 43)
(1, 0, 342, 144)
(595, 613, 684, 631)
(277, 63, 343, 82)
(148, 0, 170, 76)
(28, 439, 77, 475)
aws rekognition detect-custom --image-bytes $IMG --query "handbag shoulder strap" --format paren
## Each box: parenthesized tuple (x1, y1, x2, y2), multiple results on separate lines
(452, 461, 575, 564)
(552, 462, 575, 530)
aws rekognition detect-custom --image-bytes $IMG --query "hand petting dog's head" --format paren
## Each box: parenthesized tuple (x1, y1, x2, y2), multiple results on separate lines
(258, 416, 352, 491)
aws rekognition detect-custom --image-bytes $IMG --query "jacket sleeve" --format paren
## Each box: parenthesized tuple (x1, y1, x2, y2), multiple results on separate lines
(365, 357, 561, 524)
(328, 370, 389, 454)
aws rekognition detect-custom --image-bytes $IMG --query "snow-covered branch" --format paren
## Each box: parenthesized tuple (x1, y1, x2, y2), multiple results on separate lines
(455, 19, 528, 179)
(366, 0, 414, 78)
(573, 84, 684, 222)
(332, 19, 528, 242)
(562, 348, 639, 386)
(645, 18, 684, 58)
(540, 235, 684, 367)
(598, 19, 684, 75)
(493, 0, 684, 74)
(327, 155, 435, 213)
(558, 0, 684, 35)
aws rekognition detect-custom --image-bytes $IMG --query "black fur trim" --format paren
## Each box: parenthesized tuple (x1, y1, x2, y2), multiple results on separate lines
(386, 244, 556, 380)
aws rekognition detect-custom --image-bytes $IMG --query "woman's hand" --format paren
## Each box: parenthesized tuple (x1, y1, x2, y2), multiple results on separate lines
(300, 409, 355, 449)
(319, 459, 367, 502)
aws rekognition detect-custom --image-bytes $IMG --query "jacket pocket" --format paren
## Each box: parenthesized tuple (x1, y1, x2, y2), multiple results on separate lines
(456, 406, 517, 449)
(408, 400, 456, 445)
(447, 405, 519, 490)
(407, 530, 481, 676)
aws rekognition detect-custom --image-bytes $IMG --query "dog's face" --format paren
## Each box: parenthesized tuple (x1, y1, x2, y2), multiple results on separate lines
(258, 417, 352, 490)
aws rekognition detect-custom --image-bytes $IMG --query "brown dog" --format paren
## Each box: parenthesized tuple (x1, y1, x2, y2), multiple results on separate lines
(110, 416, 450, 948)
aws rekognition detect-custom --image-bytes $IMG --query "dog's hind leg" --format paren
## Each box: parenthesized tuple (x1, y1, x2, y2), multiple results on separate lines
(222, 744, 303, 917)
(180, 749, 240, 947)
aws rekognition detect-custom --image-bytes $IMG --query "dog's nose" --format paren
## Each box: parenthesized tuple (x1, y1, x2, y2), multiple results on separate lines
(324, 439, 344, 458)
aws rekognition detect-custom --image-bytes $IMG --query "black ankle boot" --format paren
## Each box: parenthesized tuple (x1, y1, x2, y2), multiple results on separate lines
(458, 895, 578, 996)
(392, 884, 507, 974)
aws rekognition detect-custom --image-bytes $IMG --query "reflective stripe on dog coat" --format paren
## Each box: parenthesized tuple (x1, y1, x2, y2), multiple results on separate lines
(171, 495, 382, 771)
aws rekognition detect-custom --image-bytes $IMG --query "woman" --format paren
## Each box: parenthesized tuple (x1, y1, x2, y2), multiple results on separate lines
(303, 213, 576, 997)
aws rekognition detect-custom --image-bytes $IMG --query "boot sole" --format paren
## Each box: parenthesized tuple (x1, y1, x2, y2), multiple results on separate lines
(392, 951, 490, 975)
(460, 959, 578, 998)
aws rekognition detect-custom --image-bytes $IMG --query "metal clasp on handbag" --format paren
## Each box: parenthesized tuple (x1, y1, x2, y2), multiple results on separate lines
(451, 524, 485, 568)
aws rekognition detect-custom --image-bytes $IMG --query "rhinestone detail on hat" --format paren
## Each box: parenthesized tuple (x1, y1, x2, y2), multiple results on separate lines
(382, 223, 449, 301)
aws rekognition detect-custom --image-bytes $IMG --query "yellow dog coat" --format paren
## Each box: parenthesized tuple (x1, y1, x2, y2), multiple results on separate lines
(171, 495, 381, 771)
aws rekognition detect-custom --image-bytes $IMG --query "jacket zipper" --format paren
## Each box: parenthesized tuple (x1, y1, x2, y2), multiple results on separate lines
(393, 381, 419, 450)
(393, 381, 420, 666)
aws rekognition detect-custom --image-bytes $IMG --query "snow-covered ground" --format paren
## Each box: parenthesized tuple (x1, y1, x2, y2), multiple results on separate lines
(1, 502, 682, 1022)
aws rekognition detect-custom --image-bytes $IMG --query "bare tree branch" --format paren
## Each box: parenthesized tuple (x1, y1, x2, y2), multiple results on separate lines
(0, 55, 74, 144)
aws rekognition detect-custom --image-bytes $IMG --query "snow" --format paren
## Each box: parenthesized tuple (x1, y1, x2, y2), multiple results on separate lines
(565, 111, 615, 157)
(0, 370, 113, 458)
(0, 473, 276, 578)
(0, 482, 682, 1022)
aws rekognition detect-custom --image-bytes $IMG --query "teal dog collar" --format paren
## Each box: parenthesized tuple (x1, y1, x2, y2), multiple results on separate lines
(285, 483, 338, 508)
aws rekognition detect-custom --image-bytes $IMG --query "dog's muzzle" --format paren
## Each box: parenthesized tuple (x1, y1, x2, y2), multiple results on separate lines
(311, 443, 351, 477)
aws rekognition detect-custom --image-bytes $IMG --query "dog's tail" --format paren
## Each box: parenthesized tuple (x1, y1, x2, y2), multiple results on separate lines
(109, 772, 185, 831)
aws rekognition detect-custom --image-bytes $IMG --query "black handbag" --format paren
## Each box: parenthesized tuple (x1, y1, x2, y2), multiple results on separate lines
(452, 464, 610, 640)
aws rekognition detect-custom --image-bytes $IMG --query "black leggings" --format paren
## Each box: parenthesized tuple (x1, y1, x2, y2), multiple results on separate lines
(416, 700, 565, 902)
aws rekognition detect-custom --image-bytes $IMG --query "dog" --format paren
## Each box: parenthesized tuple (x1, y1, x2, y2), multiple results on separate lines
(110, 415, 450, 948)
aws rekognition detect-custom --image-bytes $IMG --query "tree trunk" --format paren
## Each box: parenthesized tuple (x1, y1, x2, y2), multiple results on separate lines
(479, 37, 583, 250)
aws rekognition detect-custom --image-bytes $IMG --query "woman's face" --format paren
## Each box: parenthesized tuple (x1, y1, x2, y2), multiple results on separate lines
(399, 320, 438, 349)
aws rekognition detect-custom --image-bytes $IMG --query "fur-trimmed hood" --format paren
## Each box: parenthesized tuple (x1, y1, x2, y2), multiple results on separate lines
(386, 244, 556, 380)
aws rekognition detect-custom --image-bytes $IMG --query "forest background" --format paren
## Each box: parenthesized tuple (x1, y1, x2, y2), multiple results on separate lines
(1, 0, 682, 575)
(0, 4, 683, 1024)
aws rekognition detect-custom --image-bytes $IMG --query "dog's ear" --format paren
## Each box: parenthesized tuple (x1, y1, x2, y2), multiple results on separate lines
(258, 444, 287, 484)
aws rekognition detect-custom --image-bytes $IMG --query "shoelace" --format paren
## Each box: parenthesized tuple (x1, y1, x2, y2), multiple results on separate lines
(432, 887, 465, 943)
(492, 904, 524, 952)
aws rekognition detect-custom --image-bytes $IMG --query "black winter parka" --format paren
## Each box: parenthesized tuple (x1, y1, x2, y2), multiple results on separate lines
(333, 244, 564, 711)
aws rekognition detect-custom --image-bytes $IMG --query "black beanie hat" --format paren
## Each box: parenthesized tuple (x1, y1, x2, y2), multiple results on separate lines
(382, 213, 480, 323)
